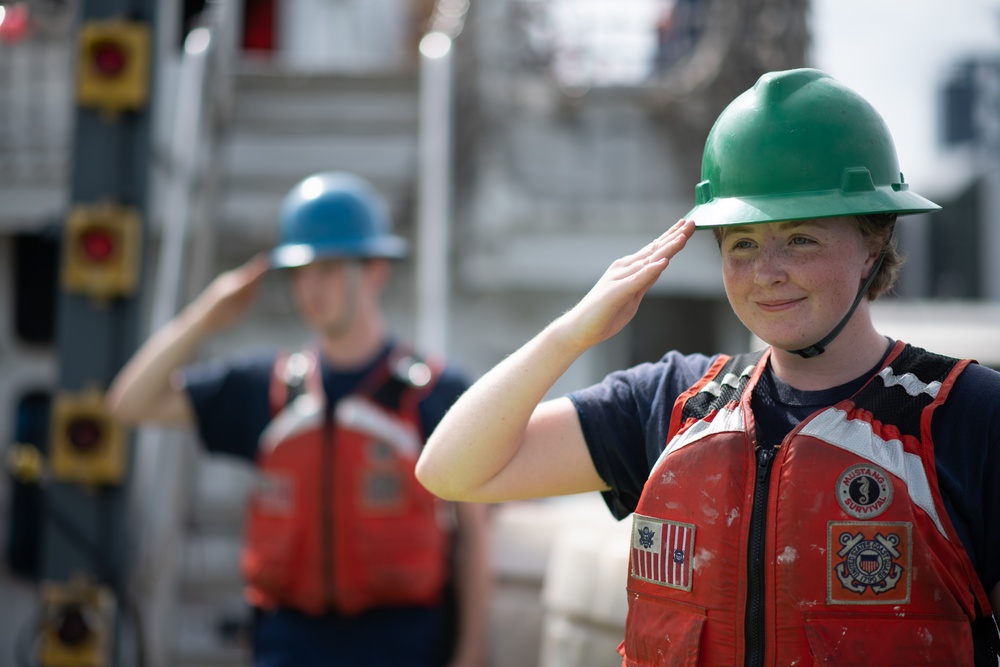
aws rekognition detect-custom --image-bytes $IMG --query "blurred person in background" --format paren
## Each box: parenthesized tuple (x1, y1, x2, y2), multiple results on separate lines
(417, 69, 1000, 666)
(108, 171, 490, 667)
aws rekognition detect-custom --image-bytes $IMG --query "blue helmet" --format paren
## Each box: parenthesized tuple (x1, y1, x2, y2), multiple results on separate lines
(271, 172, 408, 268)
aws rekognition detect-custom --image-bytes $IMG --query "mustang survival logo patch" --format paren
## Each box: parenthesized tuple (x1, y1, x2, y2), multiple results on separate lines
(836, 463, 893, 519)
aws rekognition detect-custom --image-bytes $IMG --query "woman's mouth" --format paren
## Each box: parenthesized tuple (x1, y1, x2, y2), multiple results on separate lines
(756, 297, 803, 312)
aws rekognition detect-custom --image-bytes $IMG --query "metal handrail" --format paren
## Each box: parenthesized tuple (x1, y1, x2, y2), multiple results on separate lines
(414, 0, 468, 356)
(150, 0, 241, 328)
(127, 3, 244, 666)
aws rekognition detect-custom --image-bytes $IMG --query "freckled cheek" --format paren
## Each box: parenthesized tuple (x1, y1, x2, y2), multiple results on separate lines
(799, 260, 852, 297)
(721, 262, 753, 298)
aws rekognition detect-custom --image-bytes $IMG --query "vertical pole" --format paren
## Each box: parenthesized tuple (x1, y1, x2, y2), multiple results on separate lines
(978, 62, 1000, 300)
(44, 0, 157, 664)
(415, 31, 454, 356)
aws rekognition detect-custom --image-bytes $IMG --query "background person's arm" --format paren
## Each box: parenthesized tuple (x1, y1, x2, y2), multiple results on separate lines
(416, 219, 695, 503)
(106, 254, 270, 426)
(447, 502, 492, 667)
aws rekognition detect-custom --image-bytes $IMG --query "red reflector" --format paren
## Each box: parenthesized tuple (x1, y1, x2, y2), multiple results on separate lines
(56, 605, 92, 646)
(80, 228, 115, 262)
(67, 418, 102, 452)
(92, 40, 126, 76)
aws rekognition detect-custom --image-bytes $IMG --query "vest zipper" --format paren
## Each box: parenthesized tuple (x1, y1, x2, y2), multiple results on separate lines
(745, 445, 776, 667)
(322, 411, 336, 609)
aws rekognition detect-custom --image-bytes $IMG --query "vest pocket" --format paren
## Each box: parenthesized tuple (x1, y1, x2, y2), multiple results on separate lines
(803, 611, 973, 665)
(621, 591, 706, 667)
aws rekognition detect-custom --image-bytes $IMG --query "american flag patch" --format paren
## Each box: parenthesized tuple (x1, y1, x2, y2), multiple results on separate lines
(630, 515, 695, 591)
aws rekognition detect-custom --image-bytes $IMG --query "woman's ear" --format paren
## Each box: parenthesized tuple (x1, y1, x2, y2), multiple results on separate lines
(863, 230, 888, 269)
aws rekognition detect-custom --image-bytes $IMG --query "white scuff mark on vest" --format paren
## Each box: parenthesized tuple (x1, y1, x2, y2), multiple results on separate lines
(917, 626, 933, 647)
(692, 548, 714, 570)
(701, 505, 719, 523)
(335, 396, 421, 459)
(776, 545, 798, 564)
(810, 543, 826, 556)
(726, 508, 739, 527)
(660, 470, 677, 485)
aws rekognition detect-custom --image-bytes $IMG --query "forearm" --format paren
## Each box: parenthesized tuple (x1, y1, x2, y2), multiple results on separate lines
(417, 221, 693, 502)
(106, 299, 212, 425)
(416, 315, 587, 501)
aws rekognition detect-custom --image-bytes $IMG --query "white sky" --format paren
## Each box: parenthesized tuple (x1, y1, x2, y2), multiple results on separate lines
(809, 0, 1000, 198)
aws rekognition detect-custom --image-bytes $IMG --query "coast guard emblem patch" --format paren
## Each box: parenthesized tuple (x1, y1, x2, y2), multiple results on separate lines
(630, 515, 695, 591)
(828, 521, 911, 604)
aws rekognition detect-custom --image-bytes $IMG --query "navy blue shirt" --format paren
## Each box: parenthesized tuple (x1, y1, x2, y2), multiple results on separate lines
(569, 344, 1000, 598)
(181, 340, 470, 667)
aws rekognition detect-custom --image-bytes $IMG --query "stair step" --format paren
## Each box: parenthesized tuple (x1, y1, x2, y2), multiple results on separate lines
(172, 596, 252, 667)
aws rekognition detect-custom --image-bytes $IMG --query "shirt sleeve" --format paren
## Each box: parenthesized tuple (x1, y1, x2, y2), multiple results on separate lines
(181, 348, 276, 461)
(568, 351, 717, 520)
(932, 361, 1000, 596)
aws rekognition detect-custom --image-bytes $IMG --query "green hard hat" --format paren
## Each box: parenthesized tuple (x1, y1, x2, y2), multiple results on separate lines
(685, 68, 940, 228)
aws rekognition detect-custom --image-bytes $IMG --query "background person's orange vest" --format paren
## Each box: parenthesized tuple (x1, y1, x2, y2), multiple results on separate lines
(241, 347, 452, 615)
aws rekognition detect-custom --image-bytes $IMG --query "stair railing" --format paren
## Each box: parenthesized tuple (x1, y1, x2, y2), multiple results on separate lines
(414, 0, 468, 356)
(127, 2, 244, 666)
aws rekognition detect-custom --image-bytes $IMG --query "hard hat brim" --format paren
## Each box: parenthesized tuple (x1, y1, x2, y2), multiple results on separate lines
(686, 186, 940, 229)
(270, 236, 408, 268)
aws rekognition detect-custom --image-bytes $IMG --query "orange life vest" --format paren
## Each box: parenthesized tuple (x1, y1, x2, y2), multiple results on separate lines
(241, 346, 452, 615)
(621, 341, 994, 666)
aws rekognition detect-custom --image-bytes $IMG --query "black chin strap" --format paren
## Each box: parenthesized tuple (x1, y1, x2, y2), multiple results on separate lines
(789, 254, 885, 359)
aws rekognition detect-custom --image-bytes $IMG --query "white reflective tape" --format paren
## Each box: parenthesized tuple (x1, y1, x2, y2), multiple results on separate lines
(335, 396, 421, 459)
(651, 404, 745, 473)
(799, 408, 946, 538)
(700, 364, 755, 398)
(879, 366, 942, 398)
(260, 393, 324, 454)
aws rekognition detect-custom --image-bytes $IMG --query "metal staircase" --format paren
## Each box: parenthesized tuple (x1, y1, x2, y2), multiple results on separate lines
(161, 62, 423, 667)
(215, 66, 422, 261)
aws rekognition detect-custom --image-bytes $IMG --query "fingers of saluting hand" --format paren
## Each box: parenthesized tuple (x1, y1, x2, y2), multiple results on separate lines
(609, 218, 696, 280)
(240, 253, 273, 283)
(638, 218, 696, 262)
(566, 219, 696, 349)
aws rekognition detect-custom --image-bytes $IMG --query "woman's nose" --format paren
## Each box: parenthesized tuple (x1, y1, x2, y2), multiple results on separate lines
(753, 246, 788, 287)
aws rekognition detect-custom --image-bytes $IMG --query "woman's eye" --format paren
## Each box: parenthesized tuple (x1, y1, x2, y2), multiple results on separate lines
(730, 239, 755, 250)
(790, 236, 814, 246)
